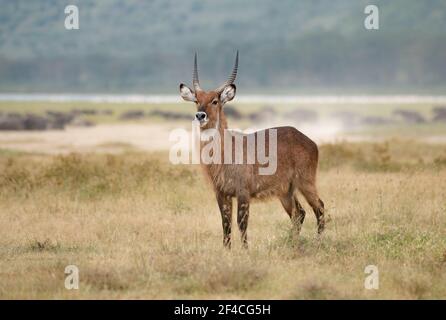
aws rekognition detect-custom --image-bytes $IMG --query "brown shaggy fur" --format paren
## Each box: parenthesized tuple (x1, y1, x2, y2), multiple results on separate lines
(180, 87, 324, 249)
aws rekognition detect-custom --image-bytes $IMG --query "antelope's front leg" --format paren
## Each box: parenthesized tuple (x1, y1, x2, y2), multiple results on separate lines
(237, 196, 250, 248)
(217, 193, 232, 248)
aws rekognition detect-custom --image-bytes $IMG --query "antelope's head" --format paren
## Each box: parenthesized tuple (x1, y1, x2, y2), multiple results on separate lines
(179, 52, 238, 129)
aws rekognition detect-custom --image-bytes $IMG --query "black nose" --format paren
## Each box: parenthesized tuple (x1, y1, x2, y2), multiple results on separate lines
(195, 112, 207, 121)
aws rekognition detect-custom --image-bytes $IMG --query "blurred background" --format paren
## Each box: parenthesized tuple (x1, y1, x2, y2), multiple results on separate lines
(0, 0, 445, 152)
(1, 0, 446, 94)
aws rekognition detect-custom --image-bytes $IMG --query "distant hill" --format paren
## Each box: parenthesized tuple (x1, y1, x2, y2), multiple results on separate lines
(0, 0, 446, 93)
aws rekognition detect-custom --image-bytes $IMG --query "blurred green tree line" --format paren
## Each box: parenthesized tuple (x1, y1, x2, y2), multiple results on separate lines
(0, 0, 445, 93)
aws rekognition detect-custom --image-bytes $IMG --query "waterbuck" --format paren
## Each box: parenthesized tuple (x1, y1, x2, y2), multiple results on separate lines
(179, 52, 325, 248)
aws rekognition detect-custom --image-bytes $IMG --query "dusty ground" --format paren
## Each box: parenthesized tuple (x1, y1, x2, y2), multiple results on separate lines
(1, 100, 446, 154)
(0, 124, 174, 154)
(1, 122, 445, 155)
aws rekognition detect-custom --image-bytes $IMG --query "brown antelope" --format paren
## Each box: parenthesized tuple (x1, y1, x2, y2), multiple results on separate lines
(179, 52, 325, 248)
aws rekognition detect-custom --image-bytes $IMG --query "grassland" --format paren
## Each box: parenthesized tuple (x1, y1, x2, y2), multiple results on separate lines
(1, 140, 445, 299)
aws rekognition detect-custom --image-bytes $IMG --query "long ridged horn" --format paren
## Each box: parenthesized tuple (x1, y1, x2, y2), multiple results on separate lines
(216, 50, 239, 93)
(193, 52, 202, 92)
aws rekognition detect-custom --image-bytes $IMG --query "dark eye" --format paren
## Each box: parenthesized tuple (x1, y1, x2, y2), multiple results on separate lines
(212, 100, 218, 105)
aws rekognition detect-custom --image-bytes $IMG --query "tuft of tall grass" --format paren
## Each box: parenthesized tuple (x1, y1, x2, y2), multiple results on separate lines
(319, 140, 445, 172)
(0, 152, 198, 201)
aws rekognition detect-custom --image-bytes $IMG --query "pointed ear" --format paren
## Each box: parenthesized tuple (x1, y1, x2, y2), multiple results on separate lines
(220, 84, 236, 104)
(179, 83, 196, 102)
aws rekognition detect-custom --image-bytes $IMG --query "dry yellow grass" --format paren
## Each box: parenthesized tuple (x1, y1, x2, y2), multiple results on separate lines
(0, 140, 445, 299)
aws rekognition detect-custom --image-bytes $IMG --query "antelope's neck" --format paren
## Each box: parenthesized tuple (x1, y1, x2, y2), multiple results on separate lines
(200, 111, 228, 182)
(217, 112, 228, 135)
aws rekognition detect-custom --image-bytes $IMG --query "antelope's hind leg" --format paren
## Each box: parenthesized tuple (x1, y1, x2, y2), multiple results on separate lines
(237, 195, 250, 249)
(280, 193, 306, 235)
(298, 184, 325, 234)
(217, 193, 233, 248)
